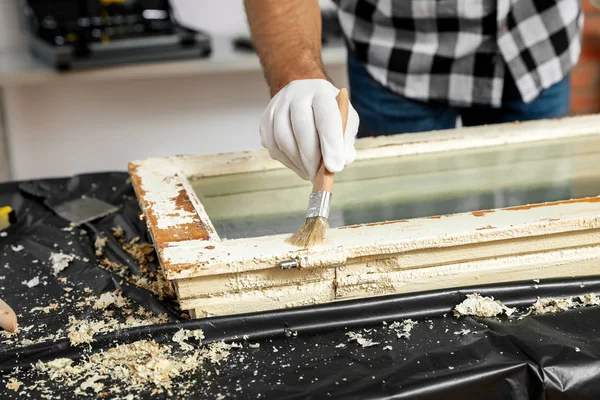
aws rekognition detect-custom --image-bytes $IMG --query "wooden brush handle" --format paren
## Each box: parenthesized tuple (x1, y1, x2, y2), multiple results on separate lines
(312, 88, 349, 193)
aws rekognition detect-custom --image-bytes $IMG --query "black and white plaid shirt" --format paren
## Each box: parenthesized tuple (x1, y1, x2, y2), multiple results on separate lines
(332, 0, 583, 107)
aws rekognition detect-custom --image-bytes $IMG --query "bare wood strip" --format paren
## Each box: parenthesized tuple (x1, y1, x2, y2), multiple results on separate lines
(128, 162, 213, 245)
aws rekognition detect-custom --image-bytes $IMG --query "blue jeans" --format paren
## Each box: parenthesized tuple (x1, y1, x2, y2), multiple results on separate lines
(347, 56, 572, 137)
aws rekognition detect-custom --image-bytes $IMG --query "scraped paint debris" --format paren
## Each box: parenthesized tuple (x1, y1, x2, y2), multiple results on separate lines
(454, 329, 471, 336)
(22, 276, 40, 288)
(11, 245, 23, 252)
(454, 293, 516, 318)
(172, 328, 205, 351)
(346, 331, 380, 348)
(388, 319, 417, 339)
(530, 297, 576, 315)
(580, 293, 600, 306)
(93, 291, 129, 310)
(50, 252, 75, 276)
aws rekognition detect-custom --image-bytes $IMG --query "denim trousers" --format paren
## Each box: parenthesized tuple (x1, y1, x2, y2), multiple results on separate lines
(347, 55, 572, 138)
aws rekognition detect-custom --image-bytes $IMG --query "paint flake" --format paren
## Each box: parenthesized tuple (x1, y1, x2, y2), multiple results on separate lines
(93, 291, 129, 310)
(454, 293, 516, 318)
(580, 293, 600, 306)
(172, 329, 205, 351)
(50, 253, 75, 276)
(22, 276, 40, 288)
(11, 245, 23, 252)
(530, 297, 576, 315)
(454, 329, 471, 336)
(346, 332, 379, 348)
(388, 319, 417, 339)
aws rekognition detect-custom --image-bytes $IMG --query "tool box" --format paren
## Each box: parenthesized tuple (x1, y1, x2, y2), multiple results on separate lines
(18, 0, 212, 70)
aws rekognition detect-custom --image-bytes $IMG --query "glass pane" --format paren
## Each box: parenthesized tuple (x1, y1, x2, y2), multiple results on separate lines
(191, 134, 600, 240)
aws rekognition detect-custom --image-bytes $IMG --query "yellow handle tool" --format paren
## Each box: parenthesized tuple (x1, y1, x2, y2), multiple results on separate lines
(0, 206, 16, 232)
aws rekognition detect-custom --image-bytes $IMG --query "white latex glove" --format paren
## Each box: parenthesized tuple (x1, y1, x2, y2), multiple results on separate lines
(260, 79, 360, 182)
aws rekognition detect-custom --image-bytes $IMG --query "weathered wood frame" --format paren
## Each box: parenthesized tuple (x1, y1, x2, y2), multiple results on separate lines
(129, 115, 600, 318)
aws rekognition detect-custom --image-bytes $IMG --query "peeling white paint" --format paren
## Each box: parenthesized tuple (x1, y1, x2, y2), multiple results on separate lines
(161, 200, 600, 279)
(128, 114, 600, 318)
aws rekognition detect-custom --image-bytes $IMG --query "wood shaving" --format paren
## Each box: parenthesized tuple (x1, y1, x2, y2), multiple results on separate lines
(346, 331, 380, 348)
(67, 313, 168, 347)
(30, 303, 59, 314)
(94, 237, 108, 257)
(34, 335, 239, 397)
(96, 227, 175, 301)
(6, 377, 22, 391)
(50, 252, 75, 276)
(453, 293, 516, 318)
(172, 328, 205, 351)
(11, 245, 23, 252)
(34, 340, 202, 396)
(203, 341, 242, 364)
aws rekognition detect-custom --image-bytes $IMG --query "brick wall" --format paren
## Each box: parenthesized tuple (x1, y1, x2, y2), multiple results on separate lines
(571, 2, 600, 115)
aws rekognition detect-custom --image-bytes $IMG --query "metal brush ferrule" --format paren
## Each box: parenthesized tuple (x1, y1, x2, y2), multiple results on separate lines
(306, 191, 331, 219)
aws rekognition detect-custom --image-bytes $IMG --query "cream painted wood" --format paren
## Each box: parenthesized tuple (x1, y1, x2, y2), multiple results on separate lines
(129, 114, 600, 318)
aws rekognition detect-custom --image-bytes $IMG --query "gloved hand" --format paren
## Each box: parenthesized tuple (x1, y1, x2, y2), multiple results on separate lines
(260, 79, 360, 182)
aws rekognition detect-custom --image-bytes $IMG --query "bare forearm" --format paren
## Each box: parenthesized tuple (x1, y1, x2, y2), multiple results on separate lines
(244, 0, 327, 96)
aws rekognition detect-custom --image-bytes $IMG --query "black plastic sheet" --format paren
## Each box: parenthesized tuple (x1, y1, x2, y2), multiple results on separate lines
(1, 172, 600, 399)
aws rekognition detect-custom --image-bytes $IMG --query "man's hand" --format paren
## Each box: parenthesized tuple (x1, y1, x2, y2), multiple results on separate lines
(260, 79, 359, 182)
(244, 0, 360, 181)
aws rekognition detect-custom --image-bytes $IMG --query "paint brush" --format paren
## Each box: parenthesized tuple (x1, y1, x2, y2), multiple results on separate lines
(286, 88, 349, 247)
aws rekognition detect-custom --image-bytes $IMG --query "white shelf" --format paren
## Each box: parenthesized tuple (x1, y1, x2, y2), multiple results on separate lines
(0, 36, 348, 87)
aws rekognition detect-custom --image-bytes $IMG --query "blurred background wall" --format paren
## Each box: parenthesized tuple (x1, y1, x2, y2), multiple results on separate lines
(0, 0, 598, 182)
(0, 0, 346, 181)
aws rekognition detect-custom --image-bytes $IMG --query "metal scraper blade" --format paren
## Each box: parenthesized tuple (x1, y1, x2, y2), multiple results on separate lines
(52, 197, 119, 226)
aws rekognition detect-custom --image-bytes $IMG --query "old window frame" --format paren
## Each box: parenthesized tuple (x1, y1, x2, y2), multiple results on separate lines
(129, 115, 600, 317)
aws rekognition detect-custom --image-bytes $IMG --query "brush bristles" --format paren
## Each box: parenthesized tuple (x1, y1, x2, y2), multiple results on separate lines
(286, 216, 329, 247)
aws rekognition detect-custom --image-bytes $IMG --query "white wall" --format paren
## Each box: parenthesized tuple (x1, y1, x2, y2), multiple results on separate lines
(171, 0, 336, 36)
(0, 0, 26, 180)
(0, 0, 27, 51)
(0, 0, 347, 180)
